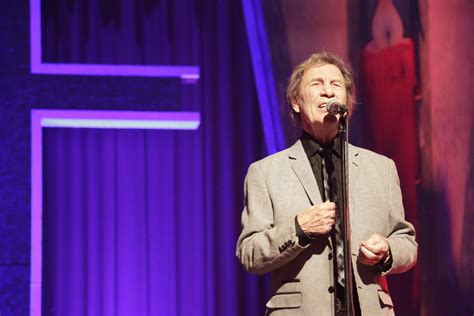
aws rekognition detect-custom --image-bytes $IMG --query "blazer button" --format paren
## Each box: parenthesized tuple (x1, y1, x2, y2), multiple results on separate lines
(328, 286, 335, 293)
(328, 253, 333, 260)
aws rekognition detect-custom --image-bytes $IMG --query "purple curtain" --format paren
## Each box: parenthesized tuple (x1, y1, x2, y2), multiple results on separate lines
(43, 128, 208, 315)
(40, 0, 269, 315)
(42, 119, 266, 315)
(41, 0, 198, 65)
(32, 0, 474, 315)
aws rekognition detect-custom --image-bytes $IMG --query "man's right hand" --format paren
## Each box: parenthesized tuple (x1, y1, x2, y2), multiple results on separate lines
(296, 201, 337, 237)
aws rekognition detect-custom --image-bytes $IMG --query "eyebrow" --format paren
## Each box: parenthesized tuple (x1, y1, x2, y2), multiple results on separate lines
(308, 78, 344, 83)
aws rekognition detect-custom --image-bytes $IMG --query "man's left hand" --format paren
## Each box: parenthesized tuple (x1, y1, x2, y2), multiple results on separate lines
(358, 234, 390, 266)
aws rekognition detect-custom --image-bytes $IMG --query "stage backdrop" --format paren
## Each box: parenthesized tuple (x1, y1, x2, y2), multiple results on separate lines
(0, 1, 471, 315)
(36, 0, 270, 315)
(42, 128, 209, 315)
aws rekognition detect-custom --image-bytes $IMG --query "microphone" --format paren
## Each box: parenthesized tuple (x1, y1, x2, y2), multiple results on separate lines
(326, 100, 348, 115)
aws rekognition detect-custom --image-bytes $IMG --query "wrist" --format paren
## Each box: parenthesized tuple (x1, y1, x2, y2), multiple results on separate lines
(378, 248, 393, 272)
(295, 216, 314, 246)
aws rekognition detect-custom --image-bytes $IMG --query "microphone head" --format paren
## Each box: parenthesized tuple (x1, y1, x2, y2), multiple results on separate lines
(326, 100, 348, 115)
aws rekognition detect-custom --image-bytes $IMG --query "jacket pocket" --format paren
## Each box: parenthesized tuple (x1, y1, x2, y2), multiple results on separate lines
(266, 280, 302, 309)
(377, 289, 394, 308)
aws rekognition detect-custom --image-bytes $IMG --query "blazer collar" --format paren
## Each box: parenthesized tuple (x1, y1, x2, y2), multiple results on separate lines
(288, 140, 321, 205)
(288, 140, 360, 206)
(348, 144, 360, 206)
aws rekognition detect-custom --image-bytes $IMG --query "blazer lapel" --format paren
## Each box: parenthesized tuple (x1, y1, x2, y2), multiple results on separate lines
(348, 144, 360, 207)
(288, 140, 322, 206)
(288, 141, 359, 206)
(348, 145, 360, 255)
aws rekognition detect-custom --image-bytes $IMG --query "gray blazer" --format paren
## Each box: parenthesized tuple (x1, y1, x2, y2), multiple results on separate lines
(236, 140, 417, 315)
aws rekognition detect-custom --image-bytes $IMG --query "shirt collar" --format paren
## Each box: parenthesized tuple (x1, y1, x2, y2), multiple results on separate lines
(300, 131, 341, 158)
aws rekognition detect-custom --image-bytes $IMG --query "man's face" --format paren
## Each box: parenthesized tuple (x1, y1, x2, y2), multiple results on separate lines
(291, 63, 347, 136)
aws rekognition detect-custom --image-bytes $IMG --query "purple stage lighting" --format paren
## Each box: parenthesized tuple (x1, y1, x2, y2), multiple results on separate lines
(30, 110, 201, 316)
(30, 0, 200, 81)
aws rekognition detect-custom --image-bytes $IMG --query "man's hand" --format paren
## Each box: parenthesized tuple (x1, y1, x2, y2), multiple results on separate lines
(358, 234, 390, 266)
(296, 201, 337, 237)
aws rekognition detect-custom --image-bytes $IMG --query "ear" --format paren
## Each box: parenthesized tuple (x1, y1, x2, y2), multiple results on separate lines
(291, 100, 301, 113)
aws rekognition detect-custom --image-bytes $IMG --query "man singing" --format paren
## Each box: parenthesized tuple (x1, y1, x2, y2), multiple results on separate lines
(236, 52, 417, 315)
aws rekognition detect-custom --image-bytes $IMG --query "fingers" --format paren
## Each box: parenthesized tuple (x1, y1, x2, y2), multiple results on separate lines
(303, 202, 336, 218)
(315, 202, 337, 233)
(360, 241, 382, 254)
(315, 202, 337, 219)
(297, 202, 338, 236)
(360, 234, 389, 254)
(358, 234, 390, 265)
(358, 245, 384, 265)
(321, 201, 337, 210)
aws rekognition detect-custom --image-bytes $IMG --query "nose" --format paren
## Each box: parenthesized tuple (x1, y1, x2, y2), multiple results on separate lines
(320, 83, 335, 97)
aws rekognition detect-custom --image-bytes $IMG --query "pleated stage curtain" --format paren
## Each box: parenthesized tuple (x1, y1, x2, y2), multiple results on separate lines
(42, 128, 210, 315)
(39, 0, 270, 314)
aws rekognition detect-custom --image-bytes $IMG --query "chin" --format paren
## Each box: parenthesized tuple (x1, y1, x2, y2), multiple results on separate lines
(323, 114, 339, 124)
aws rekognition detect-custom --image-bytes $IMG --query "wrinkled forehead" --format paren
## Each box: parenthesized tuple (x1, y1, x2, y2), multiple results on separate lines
(301, 63, 345, 84)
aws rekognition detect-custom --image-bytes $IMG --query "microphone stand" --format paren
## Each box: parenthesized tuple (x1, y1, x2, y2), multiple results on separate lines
(338, 114, 355, 315)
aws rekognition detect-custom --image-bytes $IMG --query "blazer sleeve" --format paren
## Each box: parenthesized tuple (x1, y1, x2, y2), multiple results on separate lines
(236, 163, 308, 275)
(382, 159, 418, 275)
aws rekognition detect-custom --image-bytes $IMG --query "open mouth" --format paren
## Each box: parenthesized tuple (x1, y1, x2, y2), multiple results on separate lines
(318, 99, 338, 110)
(317, 103, 327, 109)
